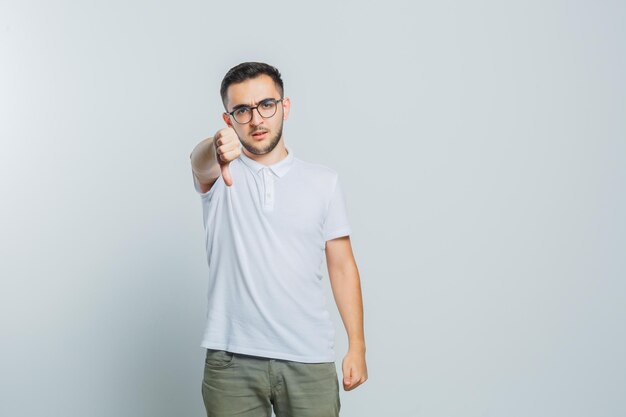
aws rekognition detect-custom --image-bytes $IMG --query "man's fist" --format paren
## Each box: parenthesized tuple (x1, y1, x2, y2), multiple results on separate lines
(213, 127, 241, 187)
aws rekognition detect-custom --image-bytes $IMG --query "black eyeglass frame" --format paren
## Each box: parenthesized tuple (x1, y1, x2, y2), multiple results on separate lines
(226, 98, 285, 124)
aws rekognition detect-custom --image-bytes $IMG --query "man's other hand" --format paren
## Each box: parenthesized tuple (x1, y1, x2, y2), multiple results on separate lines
(342, 348, 368, 391)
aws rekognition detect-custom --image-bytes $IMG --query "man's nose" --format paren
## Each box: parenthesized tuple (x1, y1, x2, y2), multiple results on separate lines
(250, 107, 265, 125)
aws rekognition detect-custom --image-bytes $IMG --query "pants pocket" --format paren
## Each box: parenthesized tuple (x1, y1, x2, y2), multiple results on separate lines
(204, 349, 235, 369)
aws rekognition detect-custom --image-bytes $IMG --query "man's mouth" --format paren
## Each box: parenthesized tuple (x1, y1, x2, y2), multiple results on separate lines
(252, 130, 268, 140)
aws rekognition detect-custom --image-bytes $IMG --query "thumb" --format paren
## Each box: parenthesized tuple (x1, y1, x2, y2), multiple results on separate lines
(343, 366, 352, 385)
(221, 162, 233, 187)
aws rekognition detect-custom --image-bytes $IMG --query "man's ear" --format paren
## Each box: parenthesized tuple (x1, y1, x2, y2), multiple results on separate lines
(282, 97, 291, 120)
(222, 112, 232, 127)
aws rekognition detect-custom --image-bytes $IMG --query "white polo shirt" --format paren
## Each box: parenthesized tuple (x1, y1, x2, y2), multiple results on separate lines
(192, 146, 351, 363)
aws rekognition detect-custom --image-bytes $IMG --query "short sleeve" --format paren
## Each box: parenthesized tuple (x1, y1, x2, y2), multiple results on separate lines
(322, 175, 351, 241)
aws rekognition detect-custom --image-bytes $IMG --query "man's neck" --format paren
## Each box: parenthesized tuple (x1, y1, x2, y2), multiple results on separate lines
(243, 141, 289, 166)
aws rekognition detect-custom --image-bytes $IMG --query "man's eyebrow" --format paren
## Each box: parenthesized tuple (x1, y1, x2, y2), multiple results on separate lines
(230, 98, 275, 111)
(231, 103, 249, 111)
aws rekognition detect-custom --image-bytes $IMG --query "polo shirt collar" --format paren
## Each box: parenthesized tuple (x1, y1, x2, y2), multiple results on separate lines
(239, 147, 294, 178)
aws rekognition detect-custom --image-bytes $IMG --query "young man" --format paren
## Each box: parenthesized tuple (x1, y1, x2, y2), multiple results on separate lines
(190, 62, 367, 417)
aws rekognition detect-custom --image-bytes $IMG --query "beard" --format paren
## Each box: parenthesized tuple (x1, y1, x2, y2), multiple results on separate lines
(238, 121, 284, 156)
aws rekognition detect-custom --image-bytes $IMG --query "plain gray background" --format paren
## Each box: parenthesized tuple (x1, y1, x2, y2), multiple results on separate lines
(1, 1, 625, 416)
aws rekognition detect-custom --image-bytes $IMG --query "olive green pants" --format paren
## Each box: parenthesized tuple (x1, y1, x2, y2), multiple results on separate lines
(201, 348, 341, 417)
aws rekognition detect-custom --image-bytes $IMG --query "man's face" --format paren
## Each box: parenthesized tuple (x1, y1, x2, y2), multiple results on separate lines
(222, 74, 291, 156)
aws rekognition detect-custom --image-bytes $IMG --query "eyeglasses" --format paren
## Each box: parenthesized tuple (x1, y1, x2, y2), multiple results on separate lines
(226, 98, 284, 124)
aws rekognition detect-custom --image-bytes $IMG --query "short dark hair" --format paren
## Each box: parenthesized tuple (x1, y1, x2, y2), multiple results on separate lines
(220, 62, 284, 109)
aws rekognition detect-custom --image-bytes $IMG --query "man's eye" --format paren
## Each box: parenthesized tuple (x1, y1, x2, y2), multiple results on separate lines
(235, 108, 249, 115)
(261, 101, 275, 108)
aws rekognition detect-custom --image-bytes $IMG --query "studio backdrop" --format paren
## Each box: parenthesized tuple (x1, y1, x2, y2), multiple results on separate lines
(1, 1, 624, 416)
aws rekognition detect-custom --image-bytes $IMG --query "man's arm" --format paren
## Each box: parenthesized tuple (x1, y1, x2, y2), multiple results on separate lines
(190, 128, 240, 192)
(326, 236, 368, 391)
(190, 137, 221, 193)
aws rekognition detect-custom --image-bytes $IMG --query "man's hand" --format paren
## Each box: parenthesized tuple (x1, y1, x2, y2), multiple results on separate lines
(213, 127, 241, 187)
(342, 347, 368, 391)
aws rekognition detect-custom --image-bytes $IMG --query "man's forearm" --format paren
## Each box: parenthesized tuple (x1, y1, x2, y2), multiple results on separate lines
(329, 260, 366, 351)
(190, 137, 221, 183)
